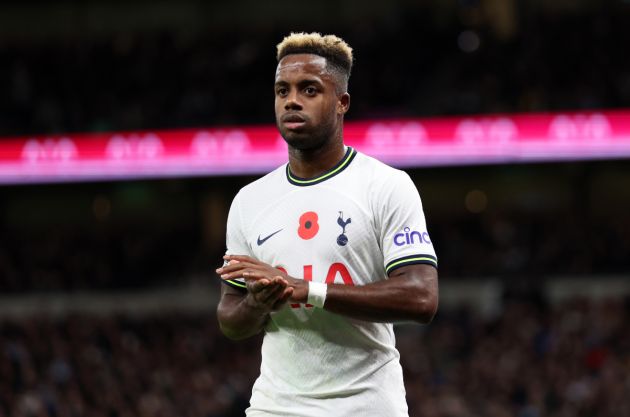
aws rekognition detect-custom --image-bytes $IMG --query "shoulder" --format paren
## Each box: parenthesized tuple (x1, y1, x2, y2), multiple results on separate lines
(352, 150, 413, 190)
(234, 164, 287, 203)
(350, 152, 421, 220)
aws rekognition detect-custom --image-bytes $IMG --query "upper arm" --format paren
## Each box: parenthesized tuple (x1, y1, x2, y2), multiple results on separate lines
(388, 263, 438, 323)
(222, 192, 253, 291)
(217, 281, 246, 315)
(388, 263, 438, 294)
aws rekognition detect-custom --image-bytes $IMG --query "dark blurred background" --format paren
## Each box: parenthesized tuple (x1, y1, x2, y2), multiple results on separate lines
(2, 0, 630, 137)
(1, 1, 629, 416)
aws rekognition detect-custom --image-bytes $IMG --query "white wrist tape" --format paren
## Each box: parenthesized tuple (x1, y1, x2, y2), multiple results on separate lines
(307, 282, 328, 308)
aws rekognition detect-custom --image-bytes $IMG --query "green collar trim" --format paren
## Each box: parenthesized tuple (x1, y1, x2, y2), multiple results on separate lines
(286, 147, 357, 186)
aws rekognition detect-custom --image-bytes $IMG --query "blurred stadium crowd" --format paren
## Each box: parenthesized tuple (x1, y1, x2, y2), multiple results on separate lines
(0, 209, 628, 292)
(0, 221, 197, 292)
(1, 4, 629, 137)
(2, 298, 629, 417)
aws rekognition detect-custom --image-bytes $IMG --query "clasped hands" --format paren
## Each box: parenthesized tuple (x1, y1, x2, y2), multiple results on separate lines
(216, 255, 309, 311)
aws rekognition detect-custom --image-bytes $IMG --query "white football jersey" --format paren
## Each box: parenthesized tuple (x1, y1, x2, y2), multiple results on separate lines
(224, 147, 437, 417)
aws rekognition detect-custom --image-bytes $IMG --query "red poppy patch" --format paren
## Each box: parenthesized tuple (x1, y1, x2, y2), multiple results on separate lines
(298, 211, 319, 240)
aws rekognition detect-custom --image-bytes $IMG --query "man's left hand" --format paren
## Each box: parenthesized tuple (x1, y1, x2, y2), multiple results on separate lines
(217, 255, 308, 303)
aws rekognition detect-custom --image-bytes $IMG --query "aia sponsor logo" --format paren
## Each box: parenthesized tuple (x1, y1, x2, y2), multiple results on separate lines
(393, 227, 431, 246)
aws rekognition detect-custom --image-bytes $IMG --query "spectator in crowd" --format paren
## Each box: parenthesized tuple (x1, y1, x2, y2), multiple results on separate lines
(1, 298, 629, 417)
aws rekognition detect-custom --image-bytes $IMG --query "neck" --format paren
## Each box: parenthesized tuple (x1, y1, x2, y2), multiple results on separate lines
(288, 139, 346, 179)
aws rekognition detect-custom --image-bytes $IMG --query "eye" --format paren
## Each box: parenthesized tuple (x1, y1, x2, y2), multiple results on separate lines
(304, 86, 317, 96)
(276, 87, 288, 97)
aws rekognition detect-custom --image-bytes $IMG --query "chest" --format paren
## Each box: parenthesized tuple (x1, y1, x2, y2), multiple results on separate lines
(246, 187, 382, 283)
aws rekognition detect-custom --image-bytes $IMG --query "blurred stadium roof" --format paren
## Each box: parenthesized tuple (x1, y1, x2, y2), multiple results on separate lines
(0, 0, 621, 40)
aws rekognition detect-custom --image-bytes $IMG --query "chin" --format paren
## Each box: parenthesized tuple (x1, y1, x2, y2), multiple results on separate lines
(279, 130, 310, 149)
(278, 124, 334, 151)
(283, 136, 326, 152)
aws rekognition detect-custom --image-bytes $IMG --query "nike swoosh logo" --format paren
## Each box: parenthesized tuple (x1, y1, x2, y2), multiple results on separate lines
(257, 229, 283, 246)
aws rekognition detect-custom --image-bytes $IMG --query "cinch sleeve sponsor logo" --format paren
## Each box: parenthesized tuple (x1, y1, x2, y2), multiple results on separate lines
(393, 227, 432, 246)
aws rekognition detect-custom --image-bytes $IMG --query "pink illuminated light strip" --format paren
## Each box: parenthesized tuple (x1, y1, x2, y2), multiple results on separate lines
(1, 110, 630, 184)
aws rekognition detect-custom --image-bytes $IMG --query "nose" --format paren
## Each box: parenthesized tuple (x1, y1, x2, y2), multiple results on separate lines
(284, 90, 302, 111)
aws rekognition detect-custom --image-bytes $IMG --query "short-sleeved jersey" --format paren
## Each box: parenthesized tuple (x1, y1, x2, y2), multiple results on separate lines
(223, 147, 437, 417)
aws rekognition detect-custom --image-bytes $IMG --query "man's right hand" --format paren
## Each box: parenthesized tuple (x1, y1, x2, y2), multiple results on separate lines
(217, 260, 296, 340)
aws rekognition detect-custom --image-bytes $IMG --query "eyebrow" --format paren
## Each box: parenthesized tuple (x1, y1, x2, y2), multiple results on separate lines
(274, 78, 325, 88)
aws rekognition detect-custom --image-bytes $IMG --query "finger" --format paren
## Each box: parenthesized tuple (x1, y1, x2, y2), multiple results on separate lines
(248, 278, 271, 293)
(217, 261, 269, 276)
(257, 277, 287, 292)
(272, 287, 294, 310)
(276, 286, 293, 303)
(259, 281, 288, 304)
(270, 275, 289, 286)
(251, 276, 286, 294)
(221, 267, 266, 281)
(241, 270, 284, 283)
(216, 262, 255, 275)
(224, 254, 259, 264)
(261, 278, 290, 305)
(216, 260, 240, 274)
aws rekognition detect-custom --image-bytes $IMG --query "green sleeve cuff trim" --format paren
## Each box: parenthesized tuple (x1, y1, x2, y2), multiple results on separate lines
(385, 255, 438, 274)
(222, 279, 247, 291)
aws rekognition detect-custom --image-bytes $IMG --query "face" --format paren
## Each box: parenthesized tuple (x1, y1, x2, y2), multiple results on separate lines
(274, 54, 349, 151)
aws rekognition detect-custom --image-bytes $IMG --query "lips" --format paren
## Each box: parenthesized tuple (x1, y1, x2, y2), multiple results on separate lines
(281, 113, 307, 130)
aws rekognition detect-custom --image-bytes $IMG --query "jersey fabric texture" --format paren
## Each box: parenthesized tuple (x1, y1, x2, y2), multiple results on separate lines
(223, 147, 437, 417)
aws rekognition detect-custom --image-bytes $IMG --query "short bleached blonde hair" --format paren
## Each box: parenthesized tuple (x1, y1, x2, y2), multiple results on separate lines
(276, 32, 353, 91)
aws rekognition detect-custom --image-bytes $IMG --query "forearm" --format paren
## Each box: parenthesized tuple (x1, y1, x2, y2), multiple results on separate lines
(324, 280, 435, 323)
(322, 266, 438, 323)
(217, 294, 270, 340)
(217, 256, 438, 325)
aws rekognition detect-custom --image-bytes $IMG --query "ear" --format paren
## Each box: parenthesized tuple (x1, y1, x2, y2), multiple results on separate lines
(337, 93, 350, 115)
